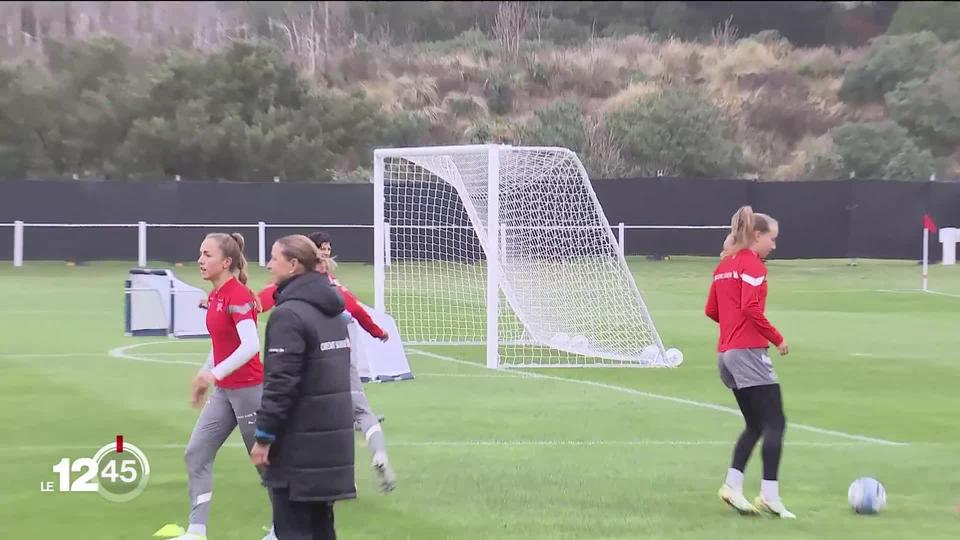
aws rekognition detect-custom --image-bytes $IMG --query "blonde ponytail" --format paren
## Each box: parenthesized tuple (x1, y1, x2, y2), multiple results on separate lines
(229, 232, 249, 285)
(721, 206, 754, 258)
(721, 206, 777, 258)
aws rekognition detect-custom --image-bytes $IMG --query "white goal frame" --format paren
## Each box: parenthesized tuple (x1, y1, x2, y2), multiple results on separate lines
(373, 144, 672, 370)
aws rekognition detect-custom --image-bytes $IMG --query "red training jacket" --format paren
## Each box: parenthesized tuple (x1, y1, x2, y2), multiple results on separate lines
(258, 273, 386, 339)
(705, 249, 784, 352)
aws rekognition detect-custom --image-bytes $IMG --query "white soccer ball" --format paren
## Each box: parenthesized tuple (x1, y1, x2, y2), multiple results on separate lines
(848, 477, 886, 515)
(664, 347, 684, 366)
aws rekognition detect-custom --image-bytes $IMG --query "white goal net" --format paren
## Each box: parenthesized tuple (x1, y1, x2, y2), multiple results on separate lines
(374, 144, 680, 368)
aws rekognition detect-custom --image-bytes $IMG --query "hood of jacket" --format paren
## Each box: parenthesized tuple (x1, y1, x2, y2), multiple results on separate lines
(275, 271, 344, 316)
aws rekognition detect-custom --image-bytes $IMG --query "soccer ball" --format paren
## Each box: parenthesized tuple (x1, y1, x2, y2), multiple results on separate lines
(848, 477, 886, 515)
(664, 347, 683, 366)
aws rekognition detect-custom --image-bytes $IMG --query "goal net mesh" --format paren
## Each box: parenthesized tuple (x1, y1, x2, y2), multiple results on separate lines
(381, 146, 675, 367)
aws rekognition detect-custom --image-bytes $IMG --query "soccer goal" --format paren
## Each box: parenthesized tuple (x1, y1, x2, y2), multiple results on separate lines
(373, 144, 682, 369)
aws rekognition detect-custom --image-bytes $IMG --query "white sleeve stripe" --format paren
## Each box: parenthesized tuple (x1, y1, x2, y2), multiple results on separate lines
(227, 302, 253, 315)
(740, 273, 765, 287)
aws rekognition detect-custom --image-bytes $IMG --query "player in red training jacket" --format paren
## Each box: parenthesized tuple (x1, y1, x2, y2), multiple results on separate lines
(256, 232, 396, 495)
(706, 206, 795, 520)
(157, 233, 265, 540)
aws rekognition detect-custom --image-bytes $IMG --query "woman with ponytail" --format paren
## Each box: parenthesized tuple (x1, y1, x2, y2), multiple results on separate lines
(156, 232, 266, 540)
(706, 206, 795, 519)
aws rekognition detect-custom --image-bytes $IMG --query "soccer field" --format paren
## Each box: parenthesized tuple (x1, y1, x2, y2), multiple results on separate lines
(2, 257, 959, 539)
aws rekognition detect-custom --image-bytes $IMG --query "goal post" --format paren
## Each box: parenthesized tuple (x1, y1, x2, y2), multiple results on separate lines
(373, 144, 681, 369)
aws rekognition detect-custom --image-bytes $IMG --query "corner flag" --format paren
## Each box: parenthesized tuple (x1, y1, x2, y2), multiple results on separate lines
(922, 213, 937, 291)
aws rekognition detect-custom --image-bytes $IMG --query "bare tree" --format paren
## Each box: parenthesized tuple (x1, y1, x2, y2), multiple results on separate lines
(493, 1, 527, 61)
(586, 117, 625, 179)
(711, 15, 739, 49)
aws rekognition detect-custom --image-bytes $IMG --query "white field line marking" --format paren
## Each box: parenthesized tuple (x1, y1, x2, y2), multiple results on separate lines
(874, 288, 960, 298)
(415, 372, 527, 378)
(9, 343, 909, 447)
(925, 289, 960, 298)
(5, 440, 893, 453)
(1, 351, 202, 359)
(408, 348, 908, 447)
(108, 341, 204, 366)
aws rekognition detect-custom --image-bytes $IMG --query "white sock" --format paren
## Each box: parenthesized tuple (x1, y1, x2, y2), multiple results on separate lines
(187, 524, 207, 536)
(724, 468, 744, 492)
(761, 479, 780, 502)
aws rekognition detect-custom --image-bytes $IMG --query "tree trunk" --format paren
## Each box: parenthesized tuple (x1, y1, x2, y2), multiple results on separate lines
(323, 0, 330, 73)
(63, 1, 74, 39)
(307, 2, 316, 76)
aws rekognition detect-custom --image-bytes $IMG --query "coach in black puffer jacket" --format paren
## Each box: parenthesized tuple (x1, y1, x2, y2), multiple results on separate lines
(252, 243, 355, 537)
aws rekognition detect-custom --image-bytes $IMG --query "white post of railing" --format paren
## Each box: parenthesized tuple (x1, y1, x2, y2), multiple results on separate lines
(618, 222, 625, 258)
(13, 221, 24, 267)
(258, 221, 267, 267)
(486, 145, 501, 370)
(137, 221, 147, 267)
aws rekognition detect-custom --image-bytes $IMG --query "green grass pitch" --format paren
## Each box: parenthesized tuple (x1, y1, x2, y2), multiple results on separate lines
(2, 257, 958, 539)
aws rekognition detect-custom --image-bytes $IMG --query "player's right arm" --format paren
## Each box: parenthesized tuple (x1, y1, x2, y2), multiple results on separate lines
(340, 284, 387, 340)
(739, 261, 784, 348)
(257, 282, 278, 314)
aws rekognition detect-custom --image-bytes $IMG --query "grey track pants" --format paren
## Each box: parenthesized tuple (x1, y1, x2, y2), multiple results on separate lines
(351, 358, 387, 460)
(183, 384, 264, 527)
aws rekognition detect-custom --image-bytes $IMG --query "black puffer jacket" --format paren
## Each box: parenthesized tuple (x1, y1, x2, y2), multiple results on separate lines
(255, 271, 355, 502)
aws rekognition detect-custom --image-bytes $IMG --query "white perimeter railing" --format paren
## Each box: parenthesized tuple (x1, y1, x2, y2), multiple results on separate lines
(0, 221, 727, 267)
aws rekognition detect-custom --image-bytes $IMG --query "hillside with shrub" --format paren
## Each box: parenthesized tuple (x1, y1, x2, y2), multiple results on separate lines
(0, 1, 957, 182)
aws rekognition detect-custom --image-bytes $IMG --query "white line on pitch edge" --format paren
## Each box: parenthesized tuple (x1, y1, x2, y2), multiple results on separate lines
(408, 348, 909, 447)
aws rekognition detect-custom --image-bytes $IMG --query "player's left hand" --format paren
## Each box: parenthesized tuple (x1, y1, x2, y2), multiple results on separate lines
(190, 370, 216, 407)
(251, 442, 271, 466)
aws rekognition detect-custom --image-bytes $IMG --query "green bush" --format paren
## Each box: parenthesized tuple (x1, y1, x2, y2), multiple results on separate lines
(417, 29, 499, 57)
(749, 29, 789, 46)
(883, 146, 936, 180)
(606, 89, 744, 178)
(532, 18, 591, 47)
(484, 74, 517, 115)
(885, 70, 960, 155)
(839, 31, 941, 103)
(888, 1, 960, 42)
(601, 22, 649, 39)
(0, 38, 428, 181)
(815, 121, 935, 180)
(522, 101, 589, 155)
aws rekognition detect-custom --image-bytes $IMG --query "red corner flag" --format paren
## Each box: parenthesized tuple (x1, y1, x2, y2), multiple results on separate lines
(924, 213, 938, 233)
